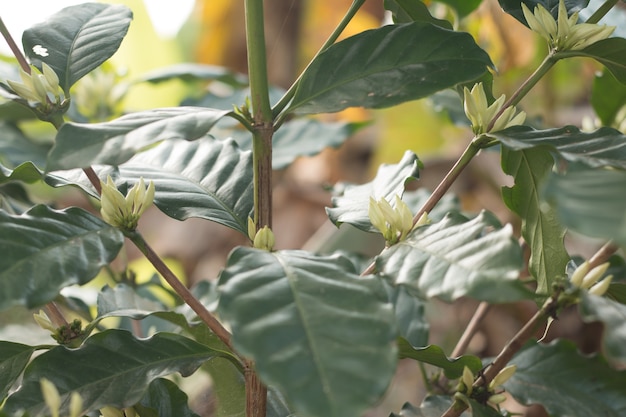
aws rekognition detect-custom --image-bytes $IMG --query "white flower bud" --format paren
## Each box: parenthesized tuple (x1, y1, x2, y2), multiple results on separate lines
(580, 262, 610, 289)
(40, 378, 61, 417)
(489, 365, 517, 390)
(100, 176, 155, 231)
(253, 225, 275, 251)
(463, 83, 525, 135)
(589, 275, 613, 296)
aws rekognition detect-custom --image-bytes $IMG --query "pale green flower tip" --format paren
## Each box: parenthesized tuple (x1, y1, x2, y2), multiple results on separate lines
(253, 225, 275, 251)
(100, 406, 126, 417)
(40, 378, 61, 417)
(461, 366, 474, 395)
(488, 393, 507, 405)
(589, 275, 613, 296)
(414, 212, 431, 228)
(394, 195, 413, 233)
(580, 262, 610, 289)
(368, 196, 387, 233)
(33, 310, 57, 333)
(69, 392, 84, 417)
(490, 364, 517, 389)
(41, 62, 60, 91)
(569, 260, 590, 287)
(247, 217, 256, 242)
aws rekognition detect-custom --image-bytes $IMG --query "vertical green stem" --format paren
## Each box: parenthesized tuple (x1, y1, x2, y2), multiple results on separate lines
(585, 0, 618, 24)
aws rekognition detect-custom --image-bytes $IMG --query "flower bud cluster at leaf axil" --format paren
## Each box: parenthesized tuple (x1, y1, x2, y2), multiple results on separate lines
(6, 62, 69, 118)
(100, 176, 155, 231)
(569, 261, 613, 296)
(369, 195, 429, 246)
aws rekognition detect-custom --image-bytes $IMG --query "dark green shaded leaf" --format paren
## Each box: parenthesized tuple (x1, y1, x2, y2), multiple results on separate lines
(138, 63, 248, 87)
(218, 248, 397, 417)
(592, 70, 626, 126)
(391, 396, 472, 417)
(501, 147, 569, 294)
(494, 125, 626, 169)
(377, 211, 529, 303)
(398, 338, 482, 379)
(498, 0, 590, 26)
(0, 342, 35, 399)
(505, 339, 626, 417)
(0, 205, 124, 310)
(0, 123, 49, 169)
(4, 330, 226, 417)
(102, 138, 254, 235)
(579, 292, 626, 365)
(436, 0, 483, 17)
(608, 283, 626, 304)
(386, 284, 429, 347)
(383, 0, 453, 28)
(22, 3, 132, 92)
(326, 151, 420, 232)
(288, 22, 493, 114)
(47, 107, 229, 171)
(0, 162, 44, 185)
(136, 378, 200, 417)
(0, 101, 36, 122)
(578, 38, 626, 84)
(543, 165, 626, 245)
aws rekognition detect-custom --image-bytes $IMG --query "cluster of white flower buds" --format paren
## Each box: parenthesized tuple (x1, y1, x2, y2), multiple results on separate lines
(569, 261, 613, 296)
(248, 217, 275, 251)
(457, 365, 517, 407)
(7, 63, 68, 116)
(463, 83, 526, 136)
(100, 176, 155, 231)
(369, 195, 429, 246)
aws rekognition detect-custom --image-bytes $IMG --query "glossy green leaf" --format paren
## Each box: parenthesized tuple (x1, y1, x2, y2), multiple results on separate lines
(327, 150, 420, 232)
(579, 292, 626, 365)
(136, 378, 200, 417)
(47, 107, 229, 171)
(0, 162, 44, 185)
(608, 283, 626, 304)
(397, 338, 482, 379)
(4, 329, 225, 417)
(504, 339, 626, 417)
(0, 342, 35, 399)
(383, 0, 453, 28)
(498, 0, 590, 26)
(501, 147, 569, 294)
(22, 3, 132, 92)
(99, 138, 254, 235)
(436, 0, 483, 17)
(232, 119, 367, 170)
(543, 165, 626, 245)
(138, 63, 248, 87)
(385, 284, 429, 347)
(592, 70, 626, 126)
(494, 125, 626, 169)
(218, 248, 397, 417)
(578, 38, 626, 84)
(0, 205, 124, 310)
(288, 22, 493, 114)
(377, 211, 529, 303)
(0, 123, 49, 169)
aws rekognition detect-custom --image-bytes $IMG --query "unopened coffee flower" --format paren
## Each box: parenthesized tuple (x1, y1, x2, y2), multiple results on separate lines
(522, 0, 615, 51)
(100, 176, 155, 231)
(369, 195, 414, 245)
(7, 63, 67, 113)
(569, 261, 613, 296)
(463, 83, 525, 135)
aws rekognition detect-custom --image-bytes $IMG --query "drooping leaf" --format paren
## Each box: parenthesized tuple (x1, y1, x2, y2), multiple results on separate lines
(4, 330, 226, 417)
(22, 3, 132, 92)
(504, 339, 626, 417)
(136, 378, 200, 417)
(138, 63, 248, 87)
(579, 292, 626, 365)
(0, 342, 35, 399)
(383, 0, 453, 28)
(494, 125, 626, 169)
(288, 22, 493, 114)
(397, 338, 482, 379)
(501, 147, 569, 294)
(592, 70, 626, 126)
(385, 283, 429, 347)
(0, 205, 124, 310)
(326, 150, 420, 232)
(231, 118, 367, 170)
(543, 165, 626, 245)
(377, 211, 529, 303)
(218, 248, 397, 417)
(94, 138, 254, 235)
(498, 0, 590, 26)
(578, 38, 626, 84)
(47, 107, 229, 171)
(0, 162, 44, 185)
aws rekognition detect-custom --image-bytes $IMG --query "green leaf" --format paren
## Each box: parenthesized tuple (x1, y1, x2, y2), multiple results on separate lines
(136, 378, 200, 417)
(501, 147, 569, 294)
(138, 63, 248, 87)
(397, 338, 482, 379)
(579, 38, 626, 84)
(232, 119, 367, 170)
(386, 284, 429, 347)
(47, 107, 229, 171)
(288, 22, 493, 114)
(504, 339, 626, 417)
(218, 248, 397, 417)
(494, 125, 626, 169)
(383, 0, 453, 28)
(327, 150, 420, 232)
(436, 0, 483, 17)
(0, 341, 35, 399)
(0, 162, 44, 185)
(0, 205, 124, 310)
(100, 138, 254, 235)
(4, 329, 226, 417)
(498, 0, 590, 26)
(377, 211, 529, 303)
(579, 292, 626, 365)
(592, 70, 626, 126)
(22, 3, 132, 92)
(543, 165, 626, 245)
(0, 123, 49, 170)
